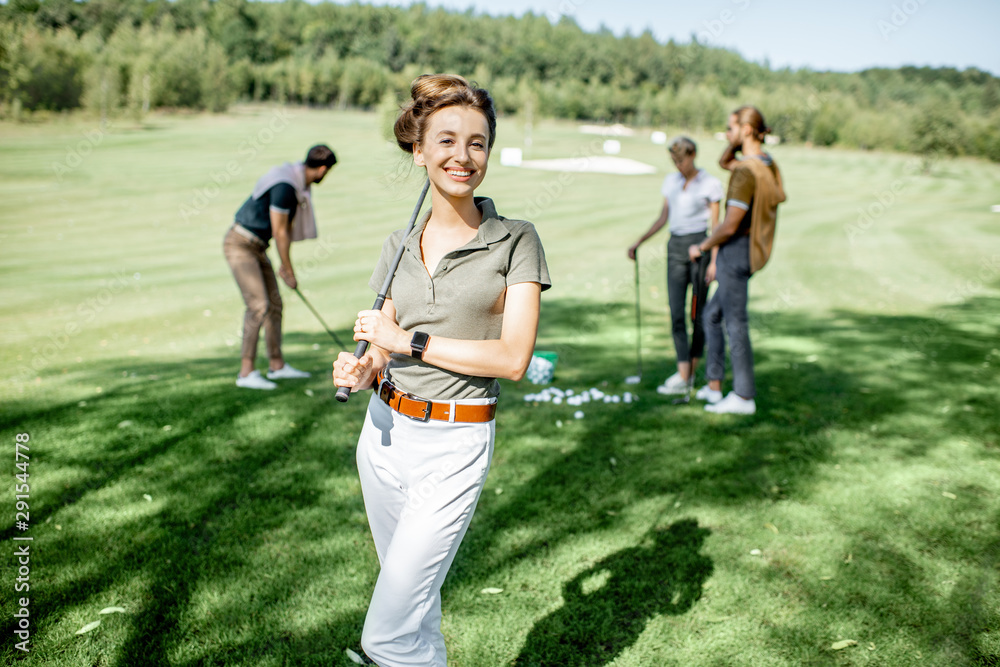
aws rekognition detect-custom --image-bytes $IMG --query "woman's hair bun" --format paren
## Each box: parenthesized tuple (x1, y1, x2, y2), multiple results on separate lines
(394, 74, 497, 154)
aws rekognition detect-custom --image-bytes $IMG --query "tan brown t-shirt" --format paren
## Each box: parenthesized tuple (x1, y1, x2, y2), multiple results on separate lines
(726, 166, 754, 237)
(369, 197, 551, 400)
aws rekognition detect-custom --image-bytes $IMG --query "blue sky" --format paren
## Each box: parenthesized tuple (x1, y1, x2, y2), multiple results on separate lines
(337, 0, 999, 75)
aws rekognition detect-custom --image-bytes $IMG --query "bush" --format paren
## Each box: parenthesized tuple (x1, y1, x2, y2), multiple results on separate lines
(910, 103, 965, 159)
(0, 24, 88, 112)
(840, 107, 910, 152)
(965, 111, 1000, 163)
(338, 57, 392, 108)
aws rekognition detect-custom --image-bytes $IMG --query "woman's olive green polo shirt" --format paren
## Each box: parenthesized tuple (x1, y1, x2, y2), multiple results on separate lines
(369, 197, 551, 401)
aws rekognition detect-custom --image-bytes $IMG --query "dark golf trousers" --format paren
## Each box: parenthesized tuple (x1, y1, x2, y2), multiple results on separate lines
(666, 231, 709, 363)
(704, 235, 755, 399)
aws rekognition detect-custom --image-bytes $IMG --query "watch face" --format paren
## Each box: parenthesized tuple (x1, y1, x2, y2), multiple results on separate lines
(411, 331, 429, 358)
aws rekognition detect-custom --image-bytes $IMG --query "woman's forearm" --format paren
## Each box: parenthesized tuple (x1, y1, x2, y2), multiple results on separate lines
(418, 336, 535, 382)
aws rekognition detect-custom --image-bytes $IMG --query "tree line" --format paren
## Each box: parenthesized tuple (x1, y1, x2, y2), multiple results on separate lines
(2, 0, 998, 161)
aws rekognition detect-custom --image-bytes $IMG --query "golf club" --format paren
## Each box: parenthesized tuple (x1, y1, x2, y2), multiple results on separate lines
(293, 287, 348, 351)
(672, 252, 710, 405)
(690, 250, 709, 324)
(624, 248, 642, 385)
(336, 178, 431, 403)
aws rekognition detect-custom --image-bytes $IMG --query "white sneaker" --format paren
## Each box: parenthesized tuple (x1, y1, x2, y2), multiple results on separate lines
(705, 391, 756, 415)
(695, 385, 723, 404)
(267, 364, 311, 380)
(656, 372, 692, 396)
(236, 370, 277, 390)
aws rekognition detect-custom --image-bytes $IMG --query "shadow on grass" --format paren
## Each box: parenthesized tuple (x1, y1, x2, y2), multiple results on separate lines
(457, 294, 999, 664)
(1, 291, 998, 665)
(513, 519, 713, 667)
(1, 339, 371, 666)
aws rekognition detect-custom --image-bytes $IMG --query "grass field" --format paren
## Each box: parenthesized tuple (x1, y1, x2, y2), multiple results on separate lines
(2, 106, 999, 667)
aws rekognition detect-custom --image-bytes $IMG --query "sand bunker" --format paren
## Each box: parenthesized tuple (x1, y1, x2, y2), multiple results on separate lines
(515, 156, 657, 175)
(578, 124, 636, 136)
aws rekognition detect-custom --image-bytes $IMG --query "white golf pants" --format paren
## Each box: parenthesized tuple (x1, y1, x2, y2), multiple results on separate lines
(357, 393, 495, 667)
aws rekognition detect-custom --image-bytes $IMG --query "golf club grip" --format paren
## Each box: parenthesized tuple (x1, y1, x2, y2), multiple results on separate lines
(336, 179, 430, 404)
(334, 294, 385, 403)
(335, 340, 370, 402)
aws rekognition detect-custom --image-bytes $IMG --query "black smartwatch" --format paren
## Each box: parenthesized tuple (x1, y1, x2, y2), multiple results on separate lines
(410, 331, 430, 360)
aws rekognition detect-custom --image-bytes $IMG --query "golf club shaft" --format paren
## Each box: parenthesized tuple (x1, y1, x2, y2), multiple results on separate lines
(634, 248, 642, 379)
(294, 287, 347, 350)
(336, 178, 431, 403)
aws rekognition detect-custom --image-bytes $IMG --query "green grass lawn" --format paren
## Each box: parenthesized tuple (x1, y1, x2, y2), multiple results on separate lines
(1, 106, 999, 666)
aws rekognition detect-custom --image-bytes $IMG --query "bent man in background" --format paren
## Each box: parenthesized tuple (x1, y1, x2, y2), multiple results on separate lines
(223, 144, 337, 390)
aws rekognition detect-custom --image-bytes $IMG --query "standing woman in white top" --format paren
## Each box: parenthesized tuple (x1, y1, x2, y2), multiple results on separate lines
(333, 74, 550, 667)
(628, 137, 723, 396)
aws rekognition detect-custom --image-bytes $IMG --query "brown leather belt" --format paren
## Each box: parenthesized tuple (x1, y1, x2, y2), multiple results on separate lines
(376, 372, 496, 423)
(230, 224, 266, 248)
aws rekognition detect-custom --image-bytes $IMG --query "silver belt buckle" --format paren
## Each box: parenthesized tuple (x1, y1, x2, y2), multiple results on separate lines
(415, 399, 432, 422)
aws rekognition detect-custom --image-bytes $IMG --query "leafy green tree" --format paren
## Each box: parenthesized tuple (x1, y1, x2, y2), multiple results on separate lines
(911, 102, 965, 172)
(1, 24, 87, 112)
(0, 0, 997, 162)
(208, 0, 258, 62)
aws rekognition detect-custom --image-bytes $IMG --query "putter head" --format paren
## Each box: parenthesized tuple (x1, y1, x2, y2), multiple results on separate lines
(624, 375, 641, 385)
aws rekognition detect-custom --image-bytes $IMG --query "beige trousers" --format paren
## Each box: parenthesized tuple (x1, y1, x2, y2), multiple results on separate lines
(223, 227, 282, 361)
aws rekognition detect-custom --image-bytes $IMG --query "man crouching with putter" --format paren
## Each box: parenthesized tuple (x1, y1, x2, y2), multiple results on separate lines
(334, 74, 550, 666)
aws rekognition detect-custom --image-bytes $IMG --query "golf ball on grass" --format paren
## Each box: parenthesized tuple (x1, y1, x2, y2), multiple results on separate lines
(522, 384, 637, 414)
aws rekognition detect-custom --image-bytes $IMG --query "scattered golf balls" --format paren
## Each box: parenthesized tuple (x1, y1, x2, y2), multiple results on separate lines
(574, 410, 585, 419)
(523, 385, 638, 411)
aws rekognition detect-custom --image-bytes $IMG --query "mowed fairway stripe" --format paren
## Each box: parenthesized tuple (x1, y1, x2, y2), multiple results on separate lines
(3, 108, 999, 366)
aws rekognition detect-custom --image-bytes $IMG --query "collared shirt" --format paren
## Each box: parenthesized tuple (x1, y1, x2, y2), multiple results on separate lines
(661, 169, 723, 236)
(369, 197, 551, 400)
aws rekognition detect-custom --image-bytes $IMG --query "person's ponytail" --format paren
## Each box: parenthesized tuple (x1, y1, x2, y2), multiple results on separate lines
(733, 105, 770, 142)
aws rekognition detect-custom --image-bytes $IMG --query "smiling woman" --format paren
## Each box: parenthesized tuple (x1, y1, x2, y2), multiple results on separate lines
(332, 74, 551, 667)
